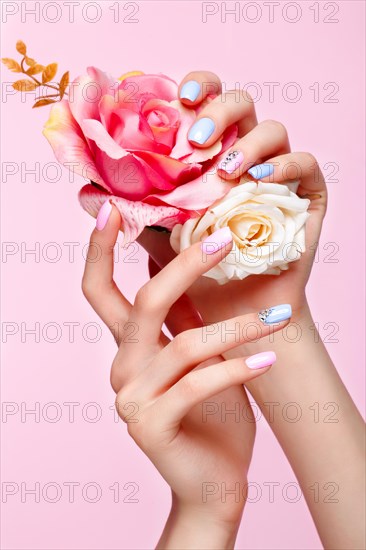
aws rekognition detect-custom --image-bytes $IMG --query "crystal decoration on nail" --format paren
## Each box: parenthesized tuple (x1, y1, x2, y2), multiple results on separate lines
(219, 150, 240, 169)
(258, 308, 272, 323)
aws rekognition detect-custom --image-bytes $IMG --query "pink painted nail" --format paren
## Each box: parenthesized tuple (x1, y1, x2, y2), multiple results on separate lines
(201, 227, 233, 255)
(218, 150, 244, 174)
(245, 351, 276, 370)
(96, 200, 112, 231)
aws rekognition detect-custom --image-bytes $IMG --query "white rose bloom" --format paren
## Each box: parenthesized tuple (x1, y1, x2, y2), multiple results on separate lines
(170, 180, 311, 284)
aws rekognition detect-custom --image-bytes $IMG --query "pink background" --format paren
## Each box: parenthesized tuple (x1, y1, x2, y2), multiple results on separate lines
(1, 1, 365, 548)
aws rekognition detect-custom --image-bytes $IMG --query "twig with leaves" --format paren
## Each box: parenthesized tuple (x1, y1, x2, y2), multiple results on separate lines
(2, 40, 69, 108)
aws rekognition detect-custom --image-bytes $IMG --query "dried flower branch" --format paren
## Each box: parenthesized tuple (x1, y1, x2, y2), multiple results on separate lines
(2, 40, 70, 108)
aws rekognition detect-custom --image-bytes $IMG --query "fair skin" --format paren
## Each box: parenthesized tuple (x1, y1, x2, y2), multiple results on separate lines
(83, 71, 365, 549)
(82, 207, 288, 548)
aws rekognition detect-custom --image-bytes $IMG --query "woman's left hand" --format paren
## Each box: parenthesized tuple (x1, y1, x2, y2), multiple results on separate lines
(82, 205, 290, 548)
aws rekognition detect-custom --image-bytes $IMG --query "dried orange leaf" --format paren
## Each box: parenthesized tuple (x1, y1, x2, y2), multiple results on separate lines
(59, 71, 69, 98)
(27, 64, 44, 76)
(16, 40, 27, 55)
(1, 58, 22, 72)
(13, 79, 38, 92)
(25, 56, 36, 67)
(33, 98, 57, 108)
(42, 63, 58, 84)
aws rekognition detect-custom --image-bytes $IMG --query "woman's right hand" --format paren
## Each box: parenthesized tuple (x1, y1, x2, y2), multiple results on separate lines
(82, 204, 292, 549)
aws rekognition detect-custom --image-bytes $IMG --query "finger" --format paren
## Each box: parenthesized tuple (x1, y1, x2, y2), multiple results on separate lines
(130, 227, 234, 344)
(178, 70, 222, 106)
(216, 119, 291, 180)
(142, 305, 291, 396)
(148, 256, 203, 336)
(82, 201, 132, 343)
(248, 152, 328, 257)
(154, 352, 275, 430)
(187, 89, 257, 147)
(248, 152, 327, 208)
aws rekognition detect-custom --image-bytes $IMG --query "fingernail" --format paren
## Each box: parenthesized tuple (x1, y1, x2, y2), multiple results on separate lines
(218, 150, 244, 174)
(246, 351, 276, 370)
(188, 117, 215, 144)
(96, 200, 112, 231)
(180, 80, 200, 102)
(258, 304, 292, 324)
(248, 163, 274, 180)
(201, 227, 233, 255)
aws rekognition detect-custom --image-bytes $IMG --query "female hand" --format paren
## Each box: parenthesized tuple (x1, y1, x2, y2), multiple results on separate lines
(138, 70, 327, 326)
(137, 72, 365, 550)
(82, 204, 291, 549)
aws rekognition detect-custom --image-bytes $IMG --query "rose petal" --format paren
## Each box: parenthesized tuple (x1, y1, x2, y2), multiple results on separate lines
(184, 124, 239, 165)
(220, 124, 239, 152)
(132, 150, 202, 186)
(69, 67, 116, 126)
(80, 119, 127, 159)
(91, 148, 180, 199)
(142, 98, 180, 150)
(200, 124, 239, 169)
(148, 171, 234, 210)
(183, 140, 223, 164)
(172, 178, 310, 283)
(169, 100, 196, 159)
(43, 100, 107, 190)
(99, 95, 169, 154)
(79, 184, 190, 244)
(256, 193, 310, 212)
(118, 73, 178, 102)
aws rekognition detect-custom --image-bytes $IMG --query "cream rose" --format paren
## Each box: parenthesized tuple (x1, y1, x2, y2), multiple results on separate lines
(170, 180, 311, 284)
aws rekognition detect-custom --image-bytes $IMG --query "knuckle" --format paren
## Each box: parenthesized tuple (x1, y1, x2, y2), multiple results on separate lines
(241, 89, 254, 104)
(179, 372, 201, 396)
(172, 330, 197, 359)
(301, 151, 318, 169)
(263, 119, 288, 138)
(134, 283, 156, 312)
(81, 275, 93, 300)
(82, 274, 115, 303)
(114, 383, 133, 409)
(126, 411, 153, 449)
(110, 362, 123, 394)
(110, 372, 119, 394)
(115, 386, 141, 427)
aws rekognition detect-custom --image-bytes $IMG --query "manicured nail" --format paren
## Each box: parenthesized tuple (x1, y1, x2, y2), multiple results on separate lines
(201, 227, 233, 255)
(258, 304, 292, 324)
(246, 351, 276, 370)
(96, 200, 112, 231)
(188, 117, 215, 144)
(218, 150, 244, 174)
(180, 80, 200, 102)
(248, 163, 274, 180)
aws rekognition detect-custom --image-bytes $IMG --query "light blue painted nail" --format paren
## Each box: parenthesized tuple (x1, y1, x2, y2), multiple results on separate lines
(188, 117, 215, 144)
(258, 304, 292, 325)
(248, 163, 274, 180)
(180, 80, 200, 102)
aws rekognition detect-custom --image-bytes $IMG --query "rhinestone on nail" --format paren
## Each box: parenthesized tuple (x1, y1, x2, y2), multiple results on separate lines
(223, 150, 239, 162)
(258, 308, 272, 323)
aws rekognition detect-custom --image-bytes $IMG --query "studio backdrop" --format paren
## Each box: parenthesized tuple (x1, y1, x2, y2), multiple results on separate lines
(1, 1, 365, 549)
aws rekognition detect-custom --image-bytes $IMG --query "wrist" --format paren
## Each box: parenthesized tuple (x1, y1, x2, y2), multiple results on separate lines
(157, 496, 242, 549)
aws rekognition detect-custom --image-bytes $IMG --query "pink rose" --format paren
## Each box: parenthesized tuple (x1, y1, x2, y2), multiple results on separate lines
(43, 67, 237, 242)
